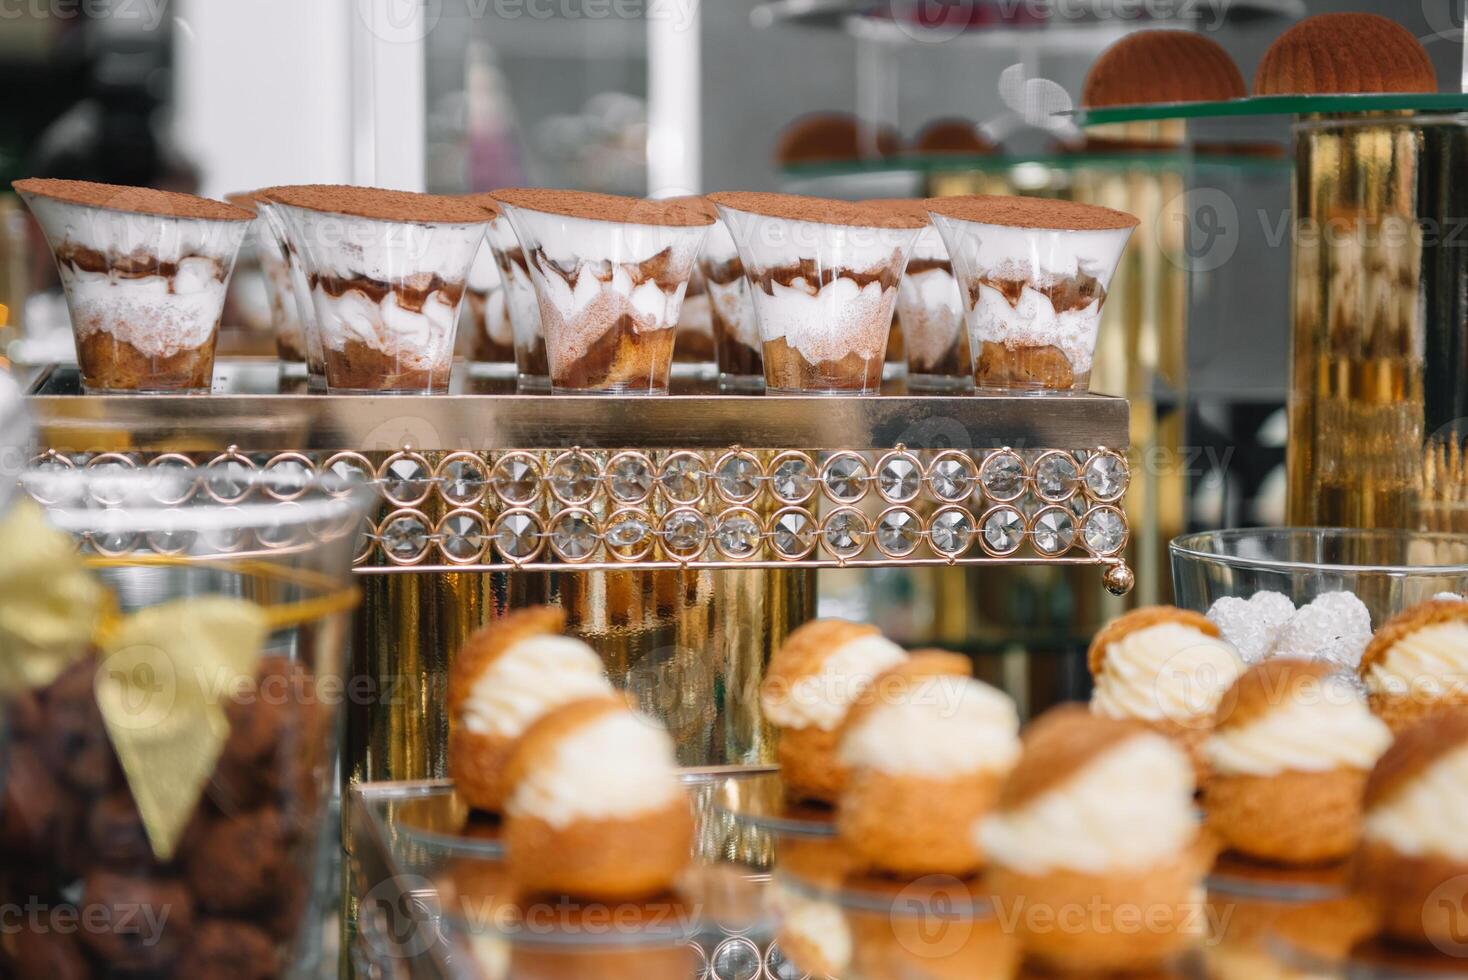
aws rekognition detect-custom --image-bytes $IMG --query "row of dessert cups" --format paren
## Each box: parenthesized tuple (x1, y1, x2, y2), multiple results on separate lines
(14, 179, 1138, 396)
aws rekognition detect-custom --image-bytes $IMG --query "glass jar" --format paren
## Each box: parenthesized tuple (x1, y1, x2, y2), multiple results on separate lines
(0, 462, 370, 978)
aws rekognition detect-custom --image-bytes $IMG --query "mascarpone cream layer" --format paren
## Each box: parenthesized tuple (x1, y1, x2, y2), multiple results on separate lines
(507, 709, 684, 827)
(1365, 621, 1468, 699)
(839, 674, 1020, 778)
(1363, 742, 1468, 862)
(458, 634, 612, 739)
(762, 634, 908, 732)
(978, 733, 1198, 876)
(1205, 687, 1393, 777)
(1091, 622, 1244, 725)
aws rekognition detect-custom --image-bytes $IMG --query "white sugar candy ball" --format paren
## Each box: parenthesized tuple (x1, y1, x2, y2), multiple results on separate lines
(1206, 590, 1296, 664)
(1272, 590, 1372, 670)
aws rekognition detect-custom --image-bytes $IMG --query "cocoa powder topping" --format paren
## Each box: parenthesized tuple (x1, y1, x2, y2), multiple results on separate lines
(14, 178, 254, 222)
(925, 195, 1139, 231)
(707, 192, 926, 230)
(489, 189, 714, 227)
(260, 185, 493, 224)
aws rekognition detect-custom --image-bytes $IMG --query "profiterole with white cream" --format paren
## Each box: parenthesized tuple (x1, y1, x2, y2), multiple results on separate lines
(502, 696, 692, 900)
(448, 607, 613, 813)
(836, 652, 1019, 876)
(1358, 598, 1468, 732)
(978, 705, 1212, 973)
(761, 619, 909, 803)
(1204, 658, 1392, 865)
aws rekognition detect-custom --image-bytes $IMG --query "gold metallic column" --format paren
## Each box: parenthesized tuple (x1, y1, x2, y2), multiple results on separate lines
(1287, 114, 1468, 532)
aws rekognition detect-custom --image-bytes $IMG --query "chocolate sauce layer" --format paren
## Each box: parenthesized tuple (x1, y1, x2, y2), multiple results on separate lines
(313, 273, 466, 313)
(533, 246, 685, 292)
(703, 257, 745, 287)
(749, 254, 905, 295)
(905, 257, 953, 277)
(55, 243, 225, 282)
(971, 274, 1105, 313)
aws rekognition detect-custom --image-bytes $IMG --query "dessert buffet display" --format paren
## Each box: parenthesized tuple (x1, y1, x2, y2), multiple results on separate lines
(352, 586, 1468, 977)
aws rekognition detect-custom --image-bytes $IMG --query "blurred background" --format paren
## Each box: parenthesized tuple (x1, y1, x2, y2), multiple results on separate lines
(1, 0, 1462, 699)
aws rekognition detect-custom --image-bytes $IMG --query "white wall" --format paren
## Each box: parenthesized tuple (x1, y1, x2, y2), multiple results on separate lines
(172, 0, 357, 197)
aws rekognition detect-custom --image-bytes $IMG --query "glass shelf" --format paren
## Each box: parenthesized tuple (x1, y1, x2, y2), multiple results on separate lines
(781, 149, 1292, 181)
(1071, 92, 1468, 127)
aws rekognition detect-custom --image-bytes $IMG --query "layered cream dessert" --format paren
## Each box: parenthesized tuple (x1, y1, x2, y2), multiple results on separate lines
(258, 188, 328, 386)
(473, 204, 551, 389)
(698, 207, 763, 389)
(870, 198, 969, 390)
(492, 189, 712, 395)
(460, 235, 512, 365)
(15, 178, 252, 393)
(266, 185, 492, 393)
(708, 192, 924, 395)
(226, 192, 304, 364)
(927, 195, 1138, 391)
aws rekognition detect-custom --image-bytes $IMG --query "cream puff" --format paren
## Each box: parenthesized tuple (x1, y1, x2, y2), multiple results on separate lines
(760, 619, 908, 803)
(448, 606, 614, 812)
(1359, 598, 1468, 733)
(1089, 605, 1245, 781)
(836, 652, 1019, 877)
(769, 881, 852, 979)
(1352, 709, 1468, 949)
(502, 697, 692, 900)
(979, 705, 1212, 974)
(1203, 659, 1392, 865)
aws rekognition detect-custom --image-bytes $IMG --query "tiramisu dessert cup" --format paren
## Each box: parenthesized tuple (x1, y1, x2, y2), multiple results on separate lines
(1203, 659, 1392, 865)
(759, 618, 908, 804)
(466, 196, 551, 390)
(502, 696, 693, 900)
(267, 185, 491, 394)
(673, 264, 715, 363)
(447, 606, 614, 813)
(226, 192, 305, 365)
(257, 188, 329, 387)
(927, 195, 1138, 392)
(836, 652, 1020, 877)
(1088, 605, 1245, 782)
(1359, 598, 1468, 733)
(709, 192, 924, 395)
(698, 210, 763, 390)
(459, 235, 512, 366)
(978, 705, 1212, 974)
(869, 199, 970, 391)
(1352, 710, 1468, 950)
(492, 190, 713, 395)
(15, 178, 252, 393)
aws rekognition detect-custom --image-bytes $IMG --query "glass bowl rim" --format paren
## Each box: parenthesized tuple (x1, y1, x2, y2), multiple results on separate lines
(1170, 526, 1468, 576)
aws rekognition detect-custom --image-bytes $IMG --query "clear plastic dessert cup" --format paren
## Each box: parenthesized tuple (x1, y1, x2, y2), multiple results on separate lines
(699, 214, 763, 392)
(15, 178, 252, 394)
(927, 195, 1138, 393)
(673, 263, 716, 364)
(709, 192, 924, 396)
(268, 185, 492, 394)
(459, 236, 513, 366)
(493, 189, 713, 396)
(257, 191, 328, 389)
(868, 199, 970, 392)
(227, 193, 305, 366)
